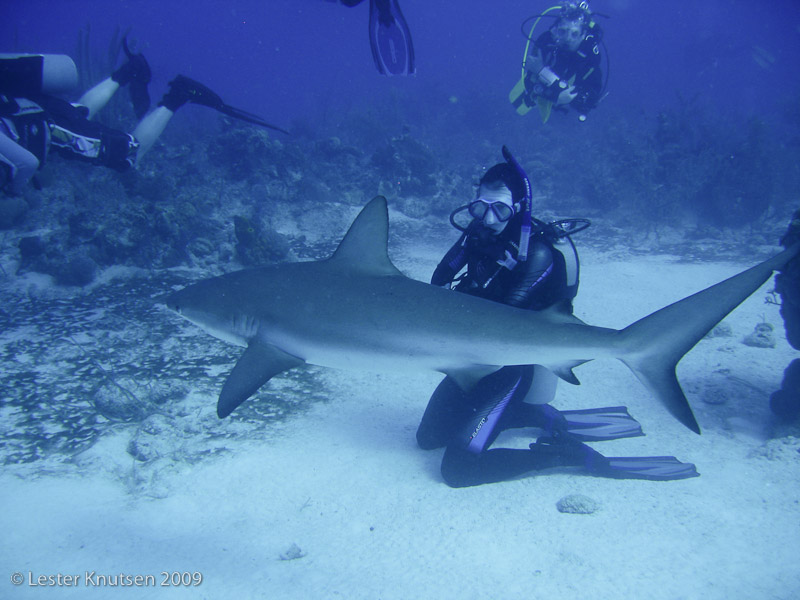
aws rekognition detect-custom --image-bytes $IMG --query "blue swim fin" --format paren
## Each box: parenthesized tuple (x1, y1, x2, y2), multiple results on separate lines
(369, 0, 415, 75)
(534, 404, 645, 442)
(533, 438, 700, 481)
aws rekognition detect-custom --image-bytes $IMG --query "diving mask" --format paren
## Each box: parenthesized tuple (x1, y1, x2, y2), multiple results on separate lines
(554, 20, 584, 49)
(469, 198, 515, 223)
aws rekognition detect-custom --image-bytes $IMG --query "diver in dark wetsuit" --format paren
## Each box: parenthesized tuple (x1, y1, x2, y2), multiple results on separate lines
(770, 210, 800, 420)
(1, 44, 286, 195)
(416, 146, 698, 487)
(510, 1, 605, 122)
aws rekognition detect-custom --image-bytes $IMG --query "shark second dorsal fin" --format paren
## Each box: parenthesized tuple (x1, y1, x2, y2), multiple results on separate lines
(329, 196, 402, 276)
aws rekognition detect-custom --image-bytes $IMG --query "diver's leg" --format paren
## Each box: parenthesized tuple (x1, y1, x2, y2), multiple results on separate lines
(131, 106, 173, 163)
(419, 366, 532, 451)
(523, 364, 558, 404)
(770, 358, 800, 420)
(455, 366, 534, 454)
(0, 131, 39, 193)
(78, 43, 151, 119)
(416, 376, 468, 450)
(77, 78, 121, 119)
(441, 439, 698, 488)
(441, 444, 581, 488)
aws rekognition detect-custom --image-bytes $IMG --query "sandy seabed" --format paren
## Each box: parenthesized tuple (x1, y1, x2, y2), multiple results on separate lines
(1, 241, 798, 600)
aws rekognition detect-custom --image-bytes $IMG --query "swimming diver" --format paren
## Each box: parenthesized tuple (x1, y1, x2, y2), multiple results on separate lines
(0, 40, 287, 195)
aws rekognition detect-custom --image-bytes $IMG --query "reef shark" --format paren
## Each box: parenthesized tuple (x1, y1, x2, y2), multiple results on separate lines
(165, 196, 798, 433)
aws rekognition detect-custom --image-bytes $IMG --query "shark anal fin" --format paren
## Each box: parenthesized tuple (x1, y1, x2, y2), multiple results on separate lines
(218, 342, 304, 418)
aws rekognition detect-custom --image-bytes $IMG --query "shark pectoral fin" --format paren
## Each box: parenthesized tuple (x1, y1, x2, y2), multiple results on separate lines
(443, 366, 501, 392)
(218, 342, 304, 418)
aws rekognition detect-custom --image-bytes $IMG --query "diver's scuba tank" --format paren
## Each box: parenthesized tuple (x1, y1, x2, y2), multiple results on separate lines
(0, 54, 79, 97)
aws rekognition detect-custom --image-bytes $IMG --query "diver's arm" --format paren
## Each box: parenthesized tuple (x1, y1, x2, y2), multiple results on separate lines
(431, 233, 469, 287)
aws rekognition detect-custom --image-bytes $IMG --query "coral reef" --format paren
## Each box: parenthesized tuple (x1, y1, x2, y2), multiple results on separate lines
(2, 87, 799, 285)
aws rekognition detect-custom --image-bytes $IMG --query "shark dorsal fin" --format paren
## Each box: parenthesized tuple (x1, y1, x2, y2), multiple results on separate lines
(329, 196, 402, 276)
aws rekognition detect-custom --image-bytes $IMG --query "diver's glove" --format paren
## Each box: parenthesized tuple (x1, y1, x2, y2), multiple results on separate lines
(555, 84, 577, 106)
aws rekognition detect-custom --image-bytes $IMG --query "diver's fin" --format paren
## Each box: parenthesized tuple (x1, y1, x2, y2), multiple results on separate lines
(368, 0, 415, 75)
(588, 454, 700, 481)
(534, 438, 699, 481)
(509, 77, 533, 115)
(535, 404, 645, 442)
(218, 342, 304, 418)
(537, 97, 553, 123)
(115, 35, 151, 119)
(161, 75, 289, 134)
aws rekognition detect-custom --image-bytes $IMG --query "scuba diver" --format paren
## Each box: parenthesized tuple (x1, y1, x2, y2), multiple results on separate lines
(509, 1, 607, 123)
(416, 146, 699, 487)
(0, 42, 287, 195)
(770, 210, 800, 421)
(332, 0, 415, 76)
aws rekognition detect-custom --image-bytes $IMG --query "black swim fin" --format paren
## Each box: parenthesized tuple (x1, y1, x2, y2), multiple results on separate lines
(161, 75, 289, 135)
(533, 438, 700, 481)
(115, 35, 151, 119)
(534, 404, 645, 442)
(368, 0, 415, 75)
(595, 455, 700, 481)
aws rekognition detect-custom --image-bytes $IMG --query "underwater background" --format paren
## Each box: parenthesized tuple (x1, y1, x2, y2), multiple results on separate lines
(2, 1, 800, 599)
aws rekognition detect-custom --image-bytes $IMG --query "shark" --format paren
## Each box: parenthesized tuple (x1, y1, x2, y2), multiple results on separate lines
(165, 195, 798, 433)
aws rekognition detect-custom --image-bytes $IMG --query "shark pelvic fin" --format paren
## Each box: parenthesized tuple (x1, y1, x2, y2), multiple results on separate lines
(218, 341, 304, 418)
(329, 196, 403, 276)
(550, 362, 587, 385)
(620, 243, 800, 434)
(444, 365, 502, 392)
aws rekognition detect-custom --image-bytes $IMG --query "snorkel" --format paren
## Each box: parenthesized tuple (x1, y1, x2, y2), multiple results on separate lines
(501, 145, 533, 262)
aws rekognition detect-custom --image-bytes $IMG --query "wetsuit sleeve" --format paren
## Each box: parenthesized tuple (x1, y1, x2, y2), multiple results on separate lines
(504, 241, 555, 308)
(431, 233, 468, 286)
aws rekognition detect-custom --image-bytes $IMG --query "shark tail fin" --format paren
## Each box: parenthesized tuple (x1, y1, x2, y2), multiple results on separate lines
(618, 244, 800, 434)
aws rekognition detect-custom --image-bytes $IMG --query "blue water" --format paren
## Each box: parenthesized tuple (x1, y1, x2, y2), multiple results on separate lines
(4, 0, 799, 129)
